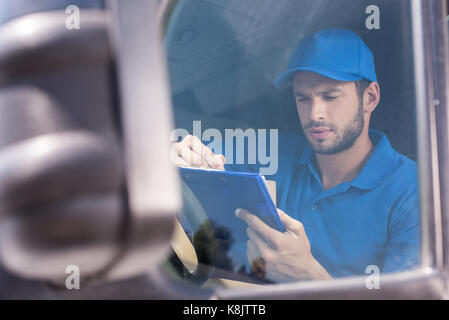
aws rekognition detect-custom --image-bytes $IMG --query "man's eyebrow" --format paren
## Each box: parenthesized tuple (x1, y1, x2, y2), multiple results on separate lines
(293, 87, 342, 96)
(293, 91, 308, 97)
(320, 88, 342, 94)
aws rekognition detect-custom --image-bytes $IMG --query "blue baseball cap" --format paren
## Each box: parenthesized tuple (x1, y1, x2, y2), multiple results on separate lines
(274, 29, 377, 86)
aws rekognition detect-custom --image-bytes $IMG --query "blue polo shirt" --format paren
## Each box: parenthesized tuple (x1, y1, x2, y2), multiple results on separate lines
(224, 129, 420, 278)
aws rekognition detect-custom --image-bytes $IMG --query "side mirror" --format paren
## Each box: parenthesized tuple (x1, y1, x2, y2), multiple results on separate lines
(0, 1, 181, 287)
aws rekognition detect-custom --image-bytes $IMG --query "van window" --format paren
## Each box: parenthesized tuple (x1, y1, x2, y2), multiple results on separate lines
(162, 0, 421, 288)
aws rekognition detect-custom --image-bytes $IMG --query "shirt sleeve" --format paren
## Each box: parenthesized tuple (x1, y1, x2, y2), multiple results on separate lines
(381, 183, 420, 274)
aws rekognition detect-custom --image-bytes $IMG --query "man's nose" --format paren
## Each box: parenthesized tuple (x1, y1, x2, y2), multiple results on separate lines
(309, 98, 327, 122)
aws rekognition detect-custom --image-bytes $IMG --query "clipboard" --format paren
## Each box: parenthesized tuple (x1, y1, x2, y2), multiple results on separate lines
(178, 167, 286, 279)
(179, 167, 285, 233)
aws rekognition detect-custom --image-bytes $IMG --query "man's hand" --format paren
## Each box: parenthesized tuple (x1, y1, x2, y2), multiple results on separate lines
(170, 134, 226, 169)
(235, 208, 332, 283)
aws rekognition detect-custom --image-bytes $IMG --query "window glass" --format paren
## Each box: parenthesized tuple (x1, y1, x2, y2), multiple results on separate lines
(163, 0, 421, 288)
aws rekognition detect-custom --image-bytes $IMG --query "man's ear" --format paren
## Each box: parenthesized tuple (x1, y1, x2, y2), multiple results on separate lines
(363, 82, 380, 114)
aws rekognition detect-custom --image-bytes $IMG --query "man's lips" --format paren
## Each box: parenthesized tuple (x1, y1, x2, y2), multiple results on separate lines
(308, 127, 332, 140)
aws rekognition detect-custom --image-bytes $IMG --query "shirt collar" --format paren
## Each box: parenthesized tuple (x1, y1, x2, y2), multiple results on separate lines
(297, 130, 399, 190)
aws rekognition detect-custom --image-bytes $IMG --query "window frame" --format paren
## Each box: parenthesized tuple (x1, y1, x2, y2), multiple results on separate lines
(147, 0, 449, 299)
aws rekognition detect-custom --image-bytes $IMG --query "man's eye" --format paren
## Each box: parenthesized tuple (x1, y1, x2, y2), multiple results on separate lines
(324, 95, 338, 100)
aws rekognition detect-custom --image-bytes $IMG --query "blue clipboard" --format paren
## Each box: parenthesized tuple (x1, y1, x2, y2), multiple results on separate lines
(179, 167, 285, 234)
(179, 167, 286, 278)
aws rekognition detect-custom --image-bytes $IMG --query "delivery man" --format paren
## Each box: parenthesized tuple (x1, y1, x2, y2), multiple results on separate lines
(171, 29, 419, 282)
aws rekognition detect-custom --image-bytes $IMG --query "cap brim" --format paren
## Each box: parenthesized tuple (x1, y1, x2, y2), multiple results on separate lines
(273, 67, 364, 87)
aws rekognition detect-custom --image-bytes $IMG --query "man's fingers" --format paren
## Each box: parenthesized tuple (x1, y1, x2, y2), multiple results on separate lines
(235, 208, 282, 242)
(246, 239, 259, 264)
(169, 144, 190, 166)
(211, 154, 226, 169)
(183, 135, 218, 168)
(172, 155, 191, 167)
(247, 240, 266, 279)
(174, 139, 208, 167)
(179, 135, 225, 169)
(189, 135, 226, 169)
(181, 146, 209, 167)
(247, 225, 282, 252)
(188, 135, 214, 166)
(247, 227, 269, 249)
(277, 209, 304, 238)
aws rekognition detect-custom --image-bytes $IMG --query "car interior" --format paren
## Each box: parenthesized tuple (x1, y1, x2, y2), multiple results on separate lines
(166, 0, 418, 286)
(0, 0, 421, 297)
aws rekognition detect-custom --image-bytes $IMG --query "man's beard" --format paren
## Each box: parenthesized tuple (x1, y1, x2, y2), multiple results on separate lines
(305, 102, 364, 155)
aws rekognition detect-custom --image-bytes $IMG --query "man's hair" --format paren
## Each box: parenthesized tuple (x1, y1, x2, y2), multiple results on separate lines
(355, 79, 371, 105)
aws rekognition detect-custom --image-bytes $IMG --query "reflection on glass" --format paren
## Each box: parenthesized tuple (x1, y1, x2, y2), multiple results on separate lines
(164, 0, 421, 287)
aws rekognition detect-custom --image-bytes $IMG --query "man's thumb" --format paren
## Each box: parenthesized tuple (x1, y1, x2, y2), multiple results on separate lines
(277, 209, 305, 238)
